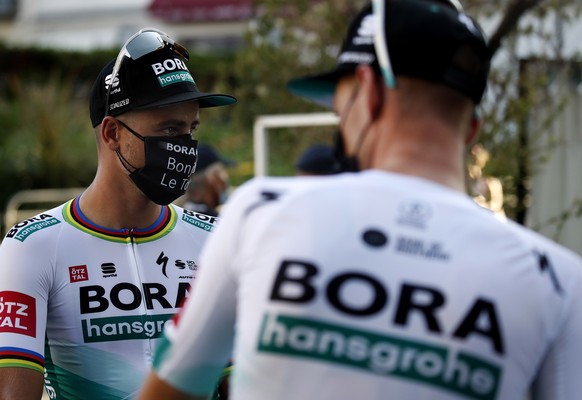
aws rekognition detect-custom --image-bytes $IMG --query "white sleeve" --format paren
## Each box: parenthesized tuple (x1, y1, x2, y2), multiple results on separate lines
(0, 230, 51, 373)
(153, 181, 260, 396)
(531, 272, 582, 400)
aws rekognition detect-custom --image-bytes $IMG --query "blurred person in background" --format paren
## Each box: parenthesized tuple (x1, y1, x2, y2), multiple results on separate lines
(0, 28, 236, 400)
(295, 143, 339, 176)
(179, 143, 236, 217)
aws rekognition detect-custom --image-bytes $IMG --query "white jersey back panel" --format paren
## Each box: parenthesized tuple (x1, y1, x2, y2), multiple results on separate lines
(155, 170, 582, 400)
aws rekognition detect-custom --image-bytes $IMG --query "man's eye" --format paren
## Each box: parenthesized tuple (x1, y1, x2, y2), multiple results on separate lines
(164, 127, 184, 136)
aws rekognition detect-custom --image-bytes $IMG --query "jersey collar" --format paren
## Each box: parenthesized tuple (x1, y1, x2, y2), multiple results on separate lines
(62, 197, 177, 243)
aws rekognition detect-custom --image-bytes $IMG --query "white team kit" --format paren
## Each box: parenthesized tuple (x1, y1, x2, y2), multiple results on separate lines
(154, 170, 582, 400)
(0, 197, 217, 399)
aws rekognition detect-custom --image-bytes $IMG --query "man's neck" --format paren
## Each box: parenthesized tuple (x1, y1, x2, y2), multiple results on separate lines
(79, 180, 163, 230)
(370, 115, 468, 192)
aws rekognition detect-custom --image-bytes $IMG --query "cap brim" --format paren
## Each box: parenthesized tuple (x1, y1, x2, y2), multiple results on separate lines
(287, 66, 351, 109)
(134, 91, 237, 110)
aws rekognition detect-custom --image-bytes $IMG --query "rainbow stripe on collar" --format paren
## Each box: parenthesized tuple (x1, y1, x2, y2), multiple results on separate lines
(62, 197, 177, 244)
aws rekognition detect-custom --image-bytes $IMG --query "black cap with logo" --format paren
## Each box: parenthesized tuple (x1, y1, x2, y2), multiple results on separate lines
(90, 46, 237, 127)
(287, 4, 378, 109)
(288, 0, 491, 108)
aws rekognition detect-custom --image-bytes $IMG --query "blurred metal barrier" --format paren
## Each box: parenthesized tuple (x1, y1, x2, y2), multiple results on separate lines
(3, 188, 85, 236)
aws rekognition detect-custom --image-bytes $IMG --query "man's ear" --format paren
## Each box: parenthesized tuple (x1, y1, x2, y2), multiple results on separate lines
(465, 112, 481, 146)
(355, 64, 383, 119)
(100, 116, 121, 151)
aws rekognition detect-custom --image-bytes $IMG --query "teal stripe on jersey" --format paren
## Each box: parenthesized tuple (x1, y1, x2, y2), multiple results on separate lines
(44, 363, 130, 400)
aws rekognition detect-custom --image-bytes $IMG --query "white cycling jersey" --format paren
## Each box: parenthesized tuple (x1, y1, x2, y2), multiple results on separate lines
(153, 170, 582, 400)
(0, 197, 217, 399)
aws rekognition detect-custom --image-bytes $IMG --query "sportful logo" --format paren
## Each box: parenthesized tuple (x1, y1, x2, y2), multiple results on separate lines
(104, 73, 120, 92)
(258, 313, 501, 400)
(101, 262, 117, 278)
(338, 12, 376, 66)
(356, 14, 375, 42)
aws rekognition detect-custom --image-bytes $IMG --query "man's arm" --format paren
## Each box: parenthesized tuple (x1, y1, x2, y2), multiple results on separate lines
(138, 372, 206, 400)
(0, 367, 44, 400)
(531, 267, 582, 400)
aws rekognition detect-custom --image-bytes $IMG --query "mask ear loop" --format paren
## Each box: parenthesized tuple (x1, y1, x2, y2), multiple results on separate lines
(113, 119, 144, 174)
(335, 84, 376, 172)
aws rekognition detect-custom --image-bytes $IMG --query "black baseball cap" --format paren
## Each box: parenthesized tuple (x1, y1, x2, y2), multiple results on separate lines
(287, 3, 378, 109)
(90, 38, 237, 127)
(288, 0, 491, 107)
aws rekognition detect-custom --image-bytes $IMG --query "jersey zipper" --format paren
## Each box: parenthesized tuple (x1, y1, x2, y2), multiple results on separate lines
(127, 228, 155, 359)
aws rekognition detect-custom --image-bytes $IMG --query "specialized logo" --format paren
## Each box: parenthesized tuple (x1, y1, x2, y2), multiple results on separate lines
(101, 262, 117, 278)
(338, 51, 375, 65)
(258, 313, 501, 400)
(5, 214, 60, 242)
(397, 201, 432, 229)
(109, 98, 129, 111)
(69, 265, 89, 283)
(0, 291, 36, 337)
(82, 313, 173, 343)
(182, 210, 217, 232)
(157, 252, 170, 277)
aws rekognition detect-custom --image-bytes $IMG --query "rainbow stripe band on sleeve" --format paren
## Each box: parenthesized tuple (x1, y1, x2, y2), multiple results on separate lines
(0, 347, 45, 374)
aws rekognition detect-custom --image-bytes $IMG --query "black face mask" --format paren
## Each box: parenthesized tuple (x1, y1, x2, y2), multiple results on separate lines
(333, 130, 360, 173)
(116, 120, 198, 205)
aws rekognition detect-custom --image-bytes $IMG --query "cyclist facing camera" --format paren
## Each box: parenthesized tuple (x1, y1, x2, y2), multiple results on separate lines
(0, 28, 235, 400)
(140, 2, 582, 400)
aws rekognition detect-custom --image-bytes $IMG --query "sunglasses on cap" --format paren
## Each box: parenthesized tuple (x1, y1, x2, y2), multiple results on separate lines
(104, 28, 190, 116)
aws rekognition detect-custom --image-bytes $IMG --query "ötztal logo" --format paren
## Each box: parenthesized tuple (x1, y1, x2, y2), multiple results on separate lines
(0, 291, 36, 337)
(69, 265, 89, 283)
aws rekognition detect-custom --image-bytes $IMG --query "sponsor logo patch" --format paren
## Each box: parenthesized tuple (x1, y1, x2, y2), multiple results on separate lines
(175, 259, 198, 271)
(397, 201, 432, 229)
(81, 313, 173, 342)
(69, 265, 89, 283)
(396, 236, 450, 261)
(0, 291, 36, 337)
(101, 263, 117, 278)
(258, 313, 501, 400)
(5, 214, 60, 242)
(157, 71, 195, 88)
(182, 210, 217, 232)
